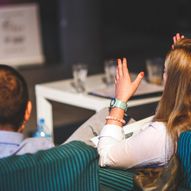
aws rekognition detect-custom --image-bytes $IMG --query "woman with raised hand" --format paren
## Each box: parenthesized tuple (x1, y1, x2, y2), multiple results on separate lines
(97, 34, 191, 169)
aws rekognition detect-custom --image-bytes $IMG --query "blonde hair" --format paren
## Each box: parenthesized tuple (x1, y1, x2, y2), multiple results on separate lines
(154, 38, 191, 141)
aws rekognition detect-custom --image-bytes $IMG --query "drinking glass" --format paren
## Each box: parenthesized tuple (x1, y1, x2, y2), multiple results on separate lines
(104, 59, 116, 85)
(72, 63, 88, 92)
(146, 58, 163, 85)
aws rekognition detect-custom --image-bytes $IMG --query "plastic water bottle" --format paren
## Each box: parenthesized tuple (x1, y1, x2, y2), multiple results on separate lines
(33, 118, 51, 138)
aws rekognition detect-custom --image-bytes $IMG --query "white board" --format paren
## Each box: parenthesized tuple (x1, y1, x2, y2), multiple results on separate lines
(0, 3, 44, 66)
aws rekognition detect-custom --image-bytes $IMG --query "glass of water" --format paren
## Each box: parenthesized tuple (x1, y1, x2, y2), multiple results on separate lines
(146, 58, 163, 85)
(104, 59, 116, 86)
(72, 63, 88, 92)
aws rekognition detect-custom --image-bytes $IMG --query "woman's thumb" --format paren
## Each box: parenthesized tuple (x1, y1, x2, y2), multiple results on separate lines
(133, 72, 144, 89)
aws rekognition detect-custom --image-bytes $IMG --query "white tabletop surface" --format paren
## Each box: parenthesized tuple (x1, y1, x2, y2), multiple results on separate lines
(35, 73, 162, 136)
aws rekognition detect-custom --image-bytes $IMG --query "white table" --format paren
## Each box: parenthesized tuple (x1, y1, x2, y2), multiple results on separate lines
(35, 74, 162, 136)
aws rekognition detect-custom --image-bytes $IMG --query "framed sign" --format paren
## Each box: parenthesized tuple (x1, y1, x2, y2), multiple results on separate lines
(0, 3, 44, 66)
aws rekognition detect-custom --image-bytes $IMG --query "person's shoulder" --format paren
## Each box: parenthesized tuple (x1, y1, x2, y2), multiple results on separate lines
(19, 137, 54, 153)
(24, 137, 54, 145)
(149, 121, 166, 131)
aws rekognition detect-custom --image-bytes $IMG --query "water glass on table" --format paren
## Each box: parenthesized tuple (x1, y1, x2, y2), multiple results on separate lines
(104, 59, 116, 86)
(146, 58, 163, 85)
(72, 63, 88, 93)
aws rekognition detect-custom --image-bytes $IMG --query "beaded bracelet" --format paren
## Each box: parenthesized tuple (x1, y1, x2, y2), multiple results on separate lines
(105, 115, 126, 125)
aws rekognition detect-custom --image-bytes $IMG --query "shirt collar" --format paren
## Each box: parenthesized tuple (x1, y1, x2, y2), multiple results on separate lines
(0, 130, 24, 145)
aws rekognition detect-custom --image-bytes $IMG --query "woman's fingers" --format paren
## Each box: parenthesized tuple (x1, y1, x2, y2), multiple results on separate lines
(177, 33, 184, 40)
(122, 58, 128, 76)
(117, 59, 123, 77)
(174, 33, 184, 43)
(173, 36, 176, 44)
(117, 58, 130, 77)
(172, 33, 185, 49)
(132, 72, 144, 91)
(122, 58, 131, 83)
(176, 33, 181, 40)
(114, 58, 144, 102)
(115, 65, 119, 80)
(173, 33, 180, 44)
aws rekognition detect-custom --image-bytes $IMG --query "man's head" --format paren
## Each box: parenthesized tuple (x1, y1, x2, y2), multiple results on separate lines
(0, 65, 31, 131)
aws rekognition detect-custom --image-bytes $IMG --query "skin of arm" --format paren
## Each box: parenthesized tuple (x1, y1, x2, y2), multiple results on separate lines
(108, 33, 183, 127)
(106, 58, 144, 126)
(98, 34, 183, 168)
(98, 57, 174, 168)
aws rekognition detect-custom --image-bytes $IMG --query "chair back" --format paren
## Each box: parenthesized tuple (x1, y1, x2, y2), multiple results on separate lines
(177, 131, 191, 189)
(0, 141, 99, 191)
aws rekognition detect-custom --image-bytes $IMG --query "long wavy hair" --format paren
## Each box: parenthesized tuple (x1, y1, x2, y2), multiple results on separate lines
(135, 38, 191, 191)
(154, 38, 191, 141)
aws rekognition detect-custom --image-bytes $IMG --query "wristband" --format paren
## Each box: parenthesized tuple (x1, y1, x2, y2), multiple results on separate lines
(110, 98, 128, 111)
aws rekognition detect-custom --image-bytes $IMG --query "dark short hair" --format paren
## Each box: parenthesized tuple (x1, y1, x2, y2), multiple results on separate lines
(0, 65, 29, 130)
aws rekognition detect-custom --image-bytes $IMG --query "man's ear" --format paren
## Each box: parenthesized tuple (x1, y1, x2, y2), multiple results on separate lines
(24, 101, 32, 122)
(18, 101, 32, 132)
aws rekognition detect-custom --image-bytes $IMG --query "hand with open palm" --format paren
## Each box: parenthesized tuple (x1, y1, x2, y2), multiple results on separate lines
(115, 58, 144, 103)
(172, 33, 184, 49)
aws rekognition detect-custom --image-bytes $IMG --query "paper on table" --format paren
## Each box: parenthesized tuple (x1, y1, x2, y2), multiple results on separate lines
(90, 115, 154, 147)
(88, 76, 163, 99)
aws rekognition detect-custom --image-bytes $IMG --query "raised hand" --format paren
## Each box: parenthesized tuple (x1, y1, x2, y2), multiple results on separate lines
(172, 33, 184, 49)
(115, 58, 144, 102)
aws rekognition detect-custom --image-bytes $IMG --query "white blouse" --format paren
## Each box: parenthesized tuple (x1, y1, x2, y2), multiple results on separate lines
(97, 121, 174, 169)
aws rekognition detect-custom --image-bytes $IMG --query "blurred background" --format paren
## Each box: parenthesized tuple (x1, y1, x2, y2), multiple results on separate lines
(0, 0, 191, 143)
